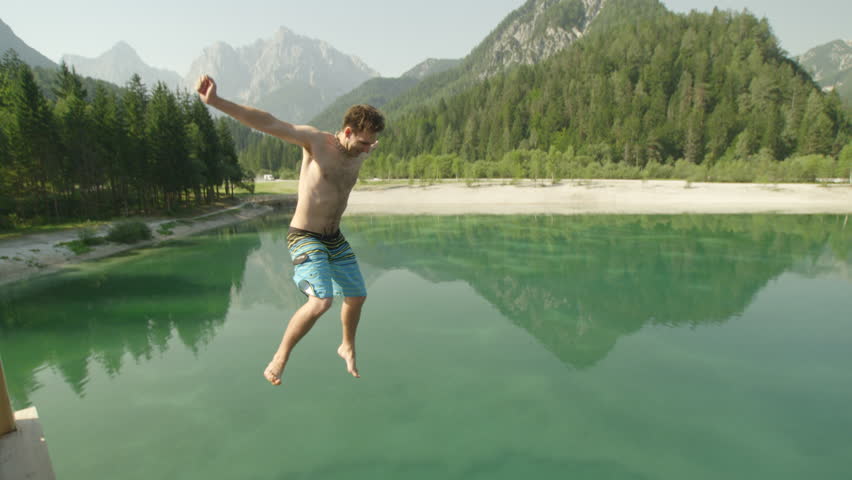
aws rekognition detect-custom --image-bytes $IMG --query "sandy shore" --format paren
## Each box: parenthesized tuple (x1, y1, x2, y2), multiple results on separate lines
(1, 180, 850, 287)
(347, 179, 852, 215)
(0, 202, 274, 288)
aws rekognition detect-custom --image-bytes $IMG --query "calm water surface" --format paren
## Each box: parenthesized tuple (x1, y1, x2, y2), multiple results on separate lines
(1, 213, 850, 479)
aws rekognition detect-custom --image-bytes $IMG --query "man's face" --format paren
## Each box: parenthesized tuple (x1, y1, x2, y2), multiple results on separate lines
(343, 128, 378, 156)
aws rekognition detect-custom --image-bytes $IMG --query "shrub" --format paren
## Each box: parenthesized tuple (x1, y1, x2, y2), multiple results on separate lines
(5, 213, 28, 229)
(77, 226, 107, 246)
(581, 162, 603, 179)
(642, 160, 674, 180)
(106, 221, 152, 244)
(58, 240, 92, 255)
(157, 221, 177, 236)
(672, 159, 708, 181)
(238, 170, 256, 194)
(838, 142, 852, 181)
(781, 155, 833, 182)
(708, 160, 754, 182)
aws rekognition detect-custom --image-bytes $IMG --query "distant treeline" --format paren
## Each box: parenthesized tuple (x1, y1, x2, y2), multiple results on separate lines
(0, 52, 250, 229)
(239, 5, 851, 182)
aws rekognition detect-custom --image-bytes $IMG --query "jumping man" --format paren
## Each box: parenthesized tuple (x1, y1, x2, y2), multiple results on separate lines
(196, 75, 385, 386)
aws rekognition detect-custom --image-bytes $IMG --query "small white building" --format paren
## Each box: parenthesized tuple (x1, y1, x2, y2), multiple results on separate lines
(262, 174, 275, 181)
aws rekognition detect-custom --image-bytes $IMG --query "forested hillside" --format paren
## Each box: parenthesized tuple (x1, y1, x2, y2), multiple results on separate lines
(375, 3, 848, 170)
(238, 0, 850, 182)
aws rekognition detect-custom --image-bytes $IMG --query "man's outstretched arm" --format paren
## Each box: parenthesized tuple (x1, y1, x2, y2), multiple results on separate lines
(195, 74, 318, 149)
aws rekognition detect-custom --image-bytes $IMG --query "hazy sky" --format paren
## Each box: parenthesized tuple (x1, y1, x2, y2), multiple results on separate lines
(3, 0, 850, 78)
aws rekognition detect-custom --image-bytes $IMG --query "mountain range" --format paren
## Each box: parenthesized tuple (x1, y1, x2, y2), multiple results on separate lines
(1, 19, 379, 123)
(0, 0, 618, 126)
(182, 26, 378, 123)
(2, 2, 850, 127)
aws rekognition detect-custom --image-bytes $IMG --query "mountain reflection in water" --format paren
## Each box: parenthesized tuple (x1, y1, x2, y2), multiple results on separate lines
(0, 213, 848, 405)
(345, 214, 850, 369)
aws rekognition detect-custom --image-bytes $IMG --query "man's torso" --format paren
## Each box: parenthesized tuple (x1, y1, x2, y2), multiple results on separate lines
(289, 132, 365, 235)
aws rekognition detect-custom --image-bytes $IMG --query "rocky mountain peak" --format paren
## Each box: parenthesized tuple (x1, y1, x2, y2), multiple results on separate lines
(100, 41, 143, 64)
(111, 41, 136, 54)
(62, 42, 183, 89)
(798, 39, 852, 83)
(476, 0, 607, 79)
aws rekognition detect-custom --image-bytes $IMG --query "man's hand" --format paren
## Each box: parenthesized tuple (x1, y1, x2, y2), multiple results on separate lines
(195, 75, 217, 104)
(367, 140, 379, 154)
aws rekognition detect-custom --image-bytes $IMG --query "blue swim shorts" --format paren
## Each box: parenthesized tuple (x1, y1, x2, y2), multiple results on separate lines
(287, 227, 367, 298)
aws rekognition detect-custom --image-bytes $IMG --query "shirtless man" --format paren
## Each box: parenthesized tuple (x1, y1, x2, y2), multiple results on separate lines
(196, 75, 384, 386)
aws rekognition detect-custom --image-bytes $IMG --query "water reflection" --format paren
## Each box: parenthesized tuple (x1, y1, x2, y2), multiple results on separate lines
(0, 223, 262, 406)
(0, 214, 848, 407)
(346, 215, 850, 369)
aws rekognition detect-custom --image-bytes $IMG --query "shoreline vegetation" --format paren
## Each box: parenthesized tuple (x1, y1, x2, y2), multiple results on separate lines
(268, 145, 852, 188)
(1, 179, 850, 288)
(0, 200, 279, 288)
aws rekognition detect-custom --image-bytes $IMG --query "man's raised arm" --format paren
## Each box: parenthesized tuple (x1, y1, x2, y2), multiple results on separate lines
(195, 75, 318, 149)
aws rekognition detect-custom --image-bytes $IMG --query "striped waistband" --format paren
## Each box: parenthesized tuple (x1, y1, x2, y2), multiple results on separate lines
(287, 227, 346, 250)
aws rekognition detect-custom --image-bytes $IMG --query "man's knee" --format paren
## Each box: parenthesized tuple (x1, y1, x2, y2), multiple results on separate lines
(345, 296, 367, 308)
(306, 296, 334, 316)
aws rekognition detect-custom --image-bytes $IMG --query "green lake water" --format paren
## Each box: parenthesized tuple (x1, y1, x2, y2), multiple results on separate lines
(1, 213, 850, 479)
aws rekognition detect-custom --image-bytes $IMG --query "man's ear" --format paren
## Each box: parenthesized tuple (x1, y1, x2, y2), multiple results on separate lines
(343, 127, 353, 137)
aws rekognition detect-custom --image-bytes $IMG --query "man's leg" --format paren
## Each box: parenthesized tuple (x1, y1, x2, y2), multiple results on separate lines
(264, 295, 333, 386)
(338, 296, 366, 378)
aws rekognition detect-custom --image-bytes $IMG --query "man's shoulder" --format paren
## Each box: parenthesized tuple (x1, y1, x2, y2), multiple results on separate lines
(301, 129, 339, 160)
(288, 123, 325, 136)
(291, 126, 330, 152)
(303, 126, 334, 145)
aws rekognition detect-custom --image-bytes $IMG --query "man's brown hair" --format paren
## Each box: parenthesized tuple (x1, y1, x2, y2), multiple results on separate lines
(342, 104, 385, 134)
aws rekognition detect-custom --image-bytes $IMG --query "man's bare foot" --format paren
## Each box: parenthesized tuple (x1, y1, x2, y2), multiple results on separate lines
(337, 344, 360, 378)
(263, 356, 286, 386)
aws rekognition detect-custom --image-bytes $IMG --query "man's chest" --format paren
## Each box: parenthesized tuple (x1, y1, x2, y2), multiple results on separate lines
(308, 156, 363, 190)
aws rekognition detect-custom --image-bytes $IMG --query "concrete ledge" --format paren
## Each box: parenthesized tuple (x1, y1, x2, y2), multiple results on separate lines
(0, 407, 56, 480)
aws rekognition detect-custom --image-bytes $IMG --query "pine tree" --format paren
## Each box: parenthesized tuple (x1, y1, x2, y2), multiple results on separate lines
(799, 91, 833, 155)
(146, 82, 187, 211)
(0, 52, 24, 224)
(54, 89, 96, 217)
(188, 97, 222, 202)
(122, 74, 150, 211)
(11, 63, 58, 218)
(216, 118, 243, 197)
(91, 85, 126, 214)
(53, 62, 87, 100)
